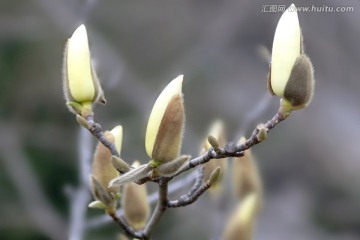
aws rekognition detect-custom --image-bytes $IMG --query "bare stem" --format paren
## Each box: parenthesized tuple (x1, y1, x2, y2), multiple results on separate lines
(143, 181, 169, 238)
(168, 176, 212, 208)
(179, 109, 288, 174)
(109, 213, 143, 239)
(85, 115, 120, 158)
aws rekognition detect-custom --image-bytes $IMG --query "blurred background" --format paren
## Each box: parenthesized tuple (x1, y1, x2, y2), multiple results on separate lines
(0, 0, 359, 239)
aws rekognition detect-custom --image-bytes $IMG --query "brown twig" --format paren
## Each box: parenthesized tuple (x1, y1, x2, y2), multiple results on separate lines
(85, 115, 120, 158)
(143, 180, 168, 239)
(167, 171, 212, 208)
(108, 213, 143, 239)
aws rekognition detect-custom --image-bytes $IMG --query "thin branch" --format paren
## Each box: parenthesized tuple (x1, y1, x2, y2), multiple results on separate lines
(108, 213, 143, 239)
(168, 178, 212, 208)
(86, 171, 197, 228)
(179, 110, 288, 174)
(143, 181, 168, 239)
(182, 166, 204, 199)
(85, 116, 121, 158)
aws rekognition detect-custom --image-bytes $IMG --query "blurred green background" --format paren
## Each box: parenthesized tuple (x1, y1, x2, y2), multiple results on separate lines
(0, 0, 359, 239)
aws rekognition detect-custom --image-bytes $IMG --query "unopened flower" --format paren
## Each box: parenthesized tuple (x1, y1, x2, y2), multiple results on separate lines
(145, 75, 185, 164)
(269, 4, 314, 110)
(202, 120, 227, 190)
(91, 125, 123, 211)
(121, 161, 150, 230)
(63, 24, 105, 117)
(222, 193, 260, 240)
(232, 137, 263, 201)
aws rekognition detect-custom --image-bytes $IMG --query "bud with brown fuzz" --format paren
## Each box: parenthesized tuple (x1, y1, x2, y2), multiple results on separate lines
(91, 126, 123, 211)
(121, 161, 151, 230)
(145, 75, 185, 165)
(268, 4, 315, 110)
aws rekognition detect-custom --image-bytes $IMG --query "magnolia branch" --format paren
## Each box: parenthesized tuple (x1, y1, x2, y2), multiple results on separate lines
(167, 168, 212, 208)
(143, 181, 168, 239)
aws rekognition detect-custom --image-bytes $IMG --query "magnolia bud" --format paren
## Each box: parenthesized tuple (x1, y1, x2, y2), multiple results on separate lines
(121, 161, 151, 230)
(63, 24, 105, 116)
(222, 193, 260, 240)
(202, 120, 228, 190)
(91, 127, 123, 207)
(145, 75, 185, 163)
(88, 200, 106, 209)
(269, 4, 314, 110)
(232, 137, 262, 201)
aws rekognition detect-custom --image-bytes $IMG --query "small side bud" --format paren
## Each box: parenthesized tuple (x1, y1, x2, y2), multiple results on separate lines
(145, 75, 185, 163)
(111, 156, 130, 173)
(121, 162, 151, 230)
(88, 200, 106, 209)
(256, 124, 268, 142)
(76, 114, 91, 129)
(201, 120, 227, 192)
(207, 135, 220, 152)
(156, 155, 190, 177)
(208, 166, 221, 185)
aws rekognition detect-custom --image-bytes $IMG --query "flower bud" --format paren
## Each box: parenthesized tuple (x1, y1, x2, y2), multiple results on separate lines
(232, 137, 262, 201)
(145, 75, 185, 163)
(91, 127, 123, 207)
(269, 4, 315, 110)
(202, 120, 228, 190)
(63, 24, 105, 116)
(222, 193, 260, 240)
(121, 161, 151, 230)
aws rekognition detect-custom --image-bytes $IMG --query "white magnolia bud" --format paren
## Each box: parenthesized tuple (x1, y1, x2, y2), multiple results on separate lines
(270, 4, 301, 98)
(222, 193, 260, 240)
(145, 75, 185, 163)
(269, 4, 315, 110)
(63, 24, 105, 116)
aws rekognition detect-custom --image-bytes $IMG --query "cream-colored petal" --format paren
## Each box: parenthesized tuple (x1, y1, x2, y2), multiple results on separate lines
(145, 75, 183, 158)
(110, 125, 123, 154)
(67, 24, 95, 102)
(271, 4, 301, 97)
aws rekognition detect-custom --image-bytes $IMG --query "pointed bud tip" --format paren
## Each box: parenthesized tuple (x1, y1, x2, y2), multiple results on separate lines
(209, 166, 221, 185)
(110, 125, 123, 154)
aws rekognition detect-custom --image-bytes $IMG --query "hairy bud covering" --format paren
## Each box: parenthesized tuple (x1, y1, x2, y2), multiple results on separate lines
(91, 126, 123, 208)
(268, 4, 314, 110)
(121, 161, 150, 230)
(145, 75, 185, 163)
